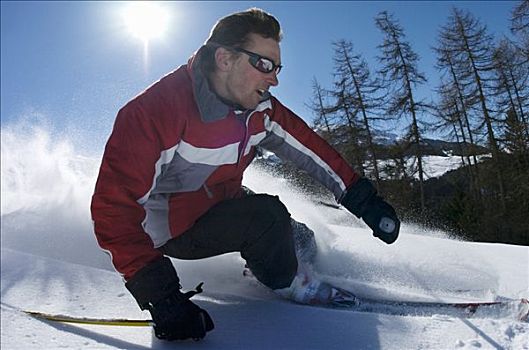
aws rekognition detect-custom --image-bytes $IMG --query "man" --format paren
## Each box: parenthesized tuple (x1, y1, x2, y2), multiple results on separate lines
(91, 8, 400, 342)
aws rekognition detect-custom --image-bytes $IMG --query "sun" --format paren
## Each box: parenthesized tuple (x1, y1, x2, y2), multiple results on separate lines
(122, 2, 169, 43)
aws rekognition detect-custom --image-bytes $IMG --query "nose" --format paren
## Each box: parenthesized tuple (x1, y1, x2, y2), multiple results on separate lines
(267, 71, 279, 86)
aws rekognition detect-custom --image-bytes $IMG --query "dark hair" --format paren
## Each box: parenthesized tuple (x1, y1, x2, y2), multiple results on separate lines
(199, 8, 282, 74)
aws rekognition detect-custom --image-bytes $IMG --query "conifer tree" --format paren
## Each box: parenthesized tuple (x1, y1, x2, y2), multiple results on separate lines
(375, 11, 429, 210)
(307, 77, 335, 137)
(331, 40, 383, 185)
(434, 81, 481, 200)
(492, 39, 529, 143)
(511, 0, 529, 57)
(438, 7, 506, 209)
(332, 76, 366, 175)
(434, 46, 481, 169)
(434, 45, 483, 200)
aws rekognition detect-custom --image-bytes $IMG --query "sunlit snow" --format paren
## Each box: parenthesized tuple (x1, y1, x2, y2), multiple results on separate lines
(1, 124, 528, 349)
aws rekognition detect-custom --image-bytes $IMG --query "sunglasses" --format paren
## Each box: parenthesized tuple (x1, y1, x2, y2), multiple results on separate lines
(233, 47, 283, 75)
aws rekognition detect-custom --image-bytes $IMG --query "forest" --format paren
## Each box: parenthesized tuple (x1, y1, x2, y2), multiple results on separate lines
(292, 1, 528, 245)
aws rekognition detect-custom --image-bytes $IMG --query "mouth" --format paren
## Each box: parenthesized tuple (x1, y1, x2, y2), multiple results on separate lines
(256, 88, 270, 99)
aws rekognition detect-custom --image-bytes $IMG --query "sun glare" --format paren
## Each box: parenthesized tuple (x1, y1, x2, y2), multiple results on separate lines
(122, 2, 169, 43)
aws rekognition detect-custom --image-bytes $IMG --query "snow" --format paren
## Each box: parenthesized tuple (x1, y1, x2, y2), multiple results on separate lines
(1, 126, 529, 349)
(375, 154, 491, 180)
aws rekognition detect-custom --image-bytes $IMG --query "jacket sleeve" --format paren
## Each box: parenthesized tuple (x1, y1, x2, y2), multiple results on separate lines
(259, 97, 360, 201)
(91, 100, 178, 281)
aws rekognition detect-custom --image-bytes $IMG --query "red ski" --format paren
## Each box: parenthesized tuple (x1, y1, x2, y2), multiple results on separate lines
(326, 287, 529, 321)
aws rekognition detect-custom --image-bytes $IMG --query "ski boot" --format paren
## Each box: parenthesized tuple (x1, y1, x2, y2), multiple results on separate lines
(275, 272, 358, 307)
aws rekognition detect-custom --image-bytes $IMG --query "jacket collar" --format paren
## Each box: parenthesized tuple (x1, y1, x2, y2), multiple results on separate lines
(187, 46, 272, 123)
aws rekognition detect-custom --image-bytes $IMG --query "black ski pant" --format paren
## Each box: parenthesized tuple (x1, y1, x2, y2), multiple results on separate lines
(159, 193, 298, 290)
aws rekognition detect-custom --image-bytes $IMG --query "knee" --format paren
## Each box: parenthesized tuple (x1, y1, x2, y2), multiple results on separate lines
(258, 194, 290, 222)
(242, 194, 292, 243)
(250, 195, 291, 233)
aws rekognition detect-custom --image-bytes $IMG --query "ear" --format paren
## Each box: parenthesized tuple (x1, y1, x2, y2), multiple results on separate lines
(214, 47, 235, 72)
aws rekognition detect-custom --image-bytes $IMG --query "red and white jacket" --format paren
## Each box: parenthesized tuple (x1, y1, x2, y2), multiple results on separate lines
(91, 53, 359, 280)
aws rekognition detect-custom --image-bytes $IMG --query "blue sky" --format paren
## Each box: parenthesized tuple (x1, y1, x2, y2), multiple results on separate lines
(1, 1, 518, 154)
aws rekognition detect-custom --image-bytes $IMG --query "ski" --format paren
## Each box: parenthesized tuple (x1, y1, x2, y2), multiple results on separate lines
(24, 294, 529, 327)
(243, 269, 529, 321)
(326, 287, 529, 321)
(24, 310, 152, 327)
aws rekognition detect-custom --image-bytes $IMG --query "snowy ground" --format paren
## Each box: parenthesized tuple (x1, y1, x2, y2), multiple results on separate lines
(1, 126, 528, 349)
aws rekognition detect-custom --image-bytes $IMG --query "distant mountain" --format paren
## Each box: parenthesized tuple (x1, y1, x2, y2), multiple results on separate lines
(312, 125, 490, 159)
(372, 130, 400, 146)
(413, 138, 490, 157)
(372, 134, 490, 159)
(254, 131, 492, 187)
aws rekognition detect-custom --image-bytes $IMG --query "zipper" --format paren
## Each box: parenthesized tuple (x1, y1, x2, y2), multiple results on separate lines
(203, 110, 255, 200)
(203, 184, 213, 199)
(237, 110, 255, 165)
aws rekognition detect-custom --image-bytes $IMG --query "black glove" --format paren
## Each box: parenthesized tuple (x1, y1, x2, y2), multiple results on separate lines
(125, 257, 214, 341)
(341, 178, 400, 244)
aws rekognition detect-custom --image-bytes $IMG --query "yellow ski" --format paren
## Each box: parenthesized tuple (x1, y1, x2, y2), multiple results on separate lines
(25, 310, 152, 327)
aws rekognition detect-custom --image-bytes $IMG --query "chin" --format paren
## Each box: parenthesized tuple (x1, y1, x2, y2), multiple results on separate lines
(238, 94, 261, 110)
(241, 101, 258, 110)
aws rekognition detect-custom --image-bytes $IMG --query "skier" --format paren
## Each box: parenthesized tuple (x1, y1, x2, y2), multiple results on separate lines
(91, 8, 400, 342)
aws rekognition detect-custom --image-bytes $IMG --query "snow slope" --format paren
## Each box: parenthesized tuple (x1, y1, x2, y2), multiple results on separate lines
(1, 126, 529, 349)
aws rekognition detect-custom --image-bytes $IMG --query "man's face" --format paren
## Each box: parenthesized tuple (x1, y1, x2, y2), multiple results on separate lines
(224, 33, 281, 110)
